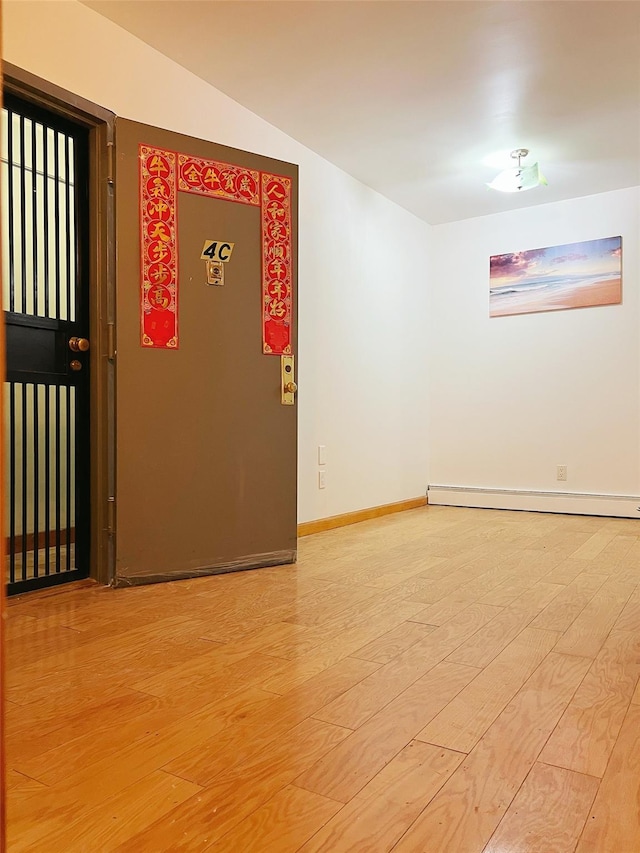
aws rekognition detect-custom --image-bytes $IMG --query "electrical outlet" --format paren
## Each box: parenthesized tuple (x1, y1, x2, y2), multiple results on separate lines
(318, 470, 326, 489)
(557, 465, 567, 482)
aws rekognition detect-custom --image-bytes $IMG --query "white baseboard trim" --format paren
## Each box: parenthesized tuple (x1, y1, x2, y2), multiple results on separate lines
(427, 485, 640, 519)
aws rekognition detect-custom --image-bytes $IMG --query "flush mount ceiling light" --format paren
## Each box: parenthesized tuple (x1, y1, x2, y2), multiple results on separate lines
(487, 148, 548, 193)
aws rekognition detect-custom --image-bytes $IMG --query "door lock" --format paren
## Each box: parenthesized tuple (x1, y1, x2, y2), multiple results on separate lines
(69, 337, 90, 352)
(281, 356, 296, 405)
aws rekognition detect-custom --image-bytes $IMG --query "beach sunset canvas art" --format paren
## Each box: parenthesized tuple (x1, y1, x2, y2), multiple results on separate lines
(490, 236, 622, 317)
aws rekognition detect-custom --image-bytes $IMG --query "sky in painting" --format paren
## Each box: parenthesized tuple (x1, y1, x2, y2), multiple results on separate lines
(490, 237, 622, 289)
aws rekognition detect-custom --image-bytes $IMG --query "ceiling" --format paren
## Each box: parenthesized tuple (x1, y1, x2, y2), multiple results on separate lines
(83, 0, 640, 225)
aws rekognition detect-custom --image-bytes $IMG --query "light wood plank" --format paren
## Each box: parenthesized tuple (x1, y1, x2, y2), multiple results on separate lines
(5, 770, 47, 794)
(544, 558, 596, 585)
(531, 572, 607, 632)
(476, 561, 557, 607)
(261, 600, 426, 694)
(6, 623, 83, 669)
(353, 620, 435, 664)
(9, 770, 202, 853)
(483, 762, 599, 853)
(553, 578, 635, 659)
(284, 583, 391, 628)
(362, 553, 449, 590)
(541, 629, 640, 777)
(392, 652, 591, 852)
(528, 529, 594, 558)
(297, 741, 464, 853)
(407, 592, 475, 626)
(7, 616, 221, 704)
(408, 555, 509, 605)
(507, 580, 564, 612)
(311, 603, 500, 730)
(611, 583, 640, 633)
(131, 647, 287, 701)
(446, 605, 539, 668)
(262, 593, 411, 661)
(6, 688, 168, 764)
(575, 704, 640, 852)
(163, 656, 378, 787)
(209, 785, 341, 852)
(113, 718, 351, 852)
(570, 530, 618, 560)
(296, 661, 478, 802)
(7, 685, 277, 821)
(13, 685, 270, 787)
(417, 626, 559, 753)
(583, 533, 637, 574)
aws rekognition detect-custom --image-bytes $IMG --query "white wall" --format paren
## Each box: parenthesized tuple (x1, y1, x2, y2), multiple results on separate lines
(428, 187, 640, 500)
(13, 3, 634, 524)
(3, 0, 432, 523)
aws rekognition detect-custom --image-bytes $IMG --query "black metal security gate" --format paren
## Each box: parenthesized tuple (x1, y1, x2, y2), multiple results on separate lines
(3, 94, 90, 594)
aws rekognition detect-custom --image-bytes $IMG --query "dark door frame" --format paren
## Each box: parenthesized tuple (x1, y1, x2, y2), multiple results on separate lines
(3, 62, 116, 586)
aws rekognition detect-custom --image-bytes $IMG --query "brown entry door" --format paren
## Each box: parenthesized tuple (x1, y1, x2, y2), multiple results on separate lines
(114, 120, 298, 585)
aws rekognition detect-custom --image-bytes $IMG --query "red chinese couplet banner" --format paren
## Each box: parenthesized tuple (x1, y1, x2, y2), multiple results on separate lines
(261, 173, 293, 355)
(140, 147, 178, 348)
(139, 145, 293, 354)
(177, 153, 260, 206)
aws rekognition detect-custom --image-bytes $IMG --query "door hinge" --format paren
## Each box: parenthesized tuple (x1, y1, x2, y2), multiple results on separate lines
(106, 141, 115, 186)
(107, 322, 116, 360)
(107, 496, 115, 533)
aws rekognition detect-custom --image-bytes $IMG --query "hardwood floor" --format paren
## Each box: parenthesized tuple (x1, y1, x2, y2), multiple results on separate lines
(4, 504, 640, 851)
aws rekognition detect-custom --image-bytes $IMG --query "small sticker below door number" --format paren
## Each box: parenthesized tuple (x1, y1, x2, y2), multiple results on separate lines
(201, 240, 235, 262)
(206, 261, 225, 287)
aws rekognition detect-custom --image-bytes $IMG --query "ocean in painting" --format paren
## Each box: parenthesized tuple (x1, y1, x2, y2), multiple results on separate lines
(489, 237, 622, 317)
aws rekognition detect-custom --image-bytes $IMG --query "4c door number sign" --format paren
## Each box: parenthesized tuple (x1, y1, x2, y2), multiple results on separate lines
(201, 240, 235, 262)
(201, 240, 235, 286)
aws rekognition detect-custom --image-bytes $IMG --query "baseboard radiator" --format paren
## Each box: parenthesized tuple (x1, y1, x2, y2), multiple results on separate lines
(427, 485, 640, 519)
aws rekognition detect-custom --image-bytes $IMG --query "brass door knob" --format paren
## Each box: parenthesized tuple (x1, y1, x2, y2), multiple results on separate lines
(69, 337, 90, 352)
(70, 360, 82, 371)
(284, 381, 297, 394)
